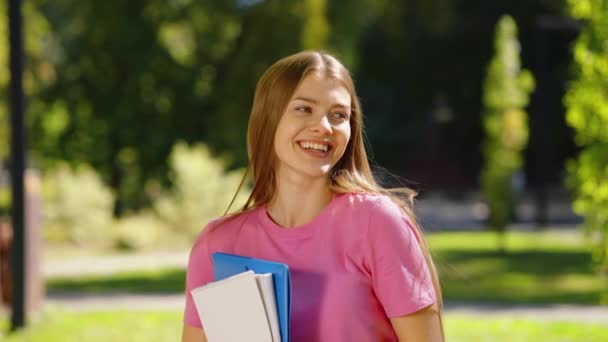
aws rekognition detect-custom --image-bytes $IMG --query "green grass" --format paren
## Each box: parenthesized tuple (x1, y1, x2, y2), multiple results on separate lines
(0, 310, 183, 342)
(428, 231, 605, 305)
(444, 314, 608, 342)
(24, 231, 605, 340)
(47, 269, 185, 294)
(46, 231, 606, 305)
(1, 311, 606, 342)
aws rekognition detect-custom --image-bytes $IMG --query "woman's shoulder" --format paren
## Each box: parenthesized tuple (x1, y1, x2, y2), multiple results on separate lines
(192, 208, 260, 248)
(338, 192, 415, 234)
(339, 192, 404, 216)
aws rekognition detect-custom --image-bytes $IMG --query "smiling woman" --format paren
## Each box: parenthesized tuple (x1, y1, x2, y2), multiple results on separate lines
(274, 73, 351, 181)
(182, 51, 444, 342)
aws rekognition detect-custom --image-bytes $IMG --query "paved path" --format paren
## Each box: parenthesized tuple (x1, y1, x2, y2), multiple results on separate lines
(43, 251, 190, 278)
(45, 292, 186, 312)
(415, 190, 581, 230)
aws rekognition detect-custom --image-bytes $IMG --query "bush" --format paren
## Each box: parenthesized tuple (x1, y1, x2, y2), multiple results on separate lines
(40, 142, 250, 251)
(113, 210, 173, 251)
(153, 142, 248, 238)
(42, 163, 115, 247)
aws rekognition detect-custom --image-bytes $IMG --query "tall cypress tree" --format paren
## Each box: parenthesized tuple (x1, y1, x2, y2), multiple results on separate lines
(480, 15, 535, 251)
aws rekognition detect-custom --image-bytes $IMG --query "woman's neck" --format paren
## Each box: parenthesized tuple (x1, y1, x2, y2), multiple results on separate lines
(267, 174, 334, 228)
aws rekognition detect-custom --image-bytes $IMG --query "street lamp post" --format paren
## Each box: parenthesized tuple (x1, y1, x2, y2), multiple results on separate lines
(8, 0, 26, 331)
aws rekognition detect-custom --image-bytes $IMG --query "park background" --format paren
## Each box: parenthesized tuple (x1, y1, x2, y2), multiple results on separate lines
(1, 0, 607, 341)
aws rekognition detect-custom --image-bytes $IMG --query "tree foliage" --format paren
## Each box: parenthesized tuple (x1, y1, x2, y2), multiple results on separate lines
(0, 1, 54, 162)
(0, 0, 7, 160)
(0, 1, 572, 218)
(30, 0, 244, 213)
(302, 0, 329, 49)
(18, 0, 380, 215)
(480, 15, 534, 245)
(565, 0, 608, 273)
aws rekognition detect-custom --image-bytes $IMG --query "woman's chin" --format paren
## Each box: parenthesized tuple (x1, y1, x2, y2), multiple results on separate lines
(294, 166, 333, 180)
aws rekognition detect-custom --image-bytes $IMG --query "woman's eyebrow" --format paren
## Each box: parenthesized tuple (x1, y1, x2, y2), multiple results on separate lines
(292, 96, 318, 104)
(293, 96, 350, 109)
(332, 103, 351, 110)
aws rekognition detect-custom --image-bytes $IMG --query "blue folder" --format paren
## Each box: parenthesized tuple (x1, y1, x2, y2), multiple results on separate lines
(212, 252, 291, 342)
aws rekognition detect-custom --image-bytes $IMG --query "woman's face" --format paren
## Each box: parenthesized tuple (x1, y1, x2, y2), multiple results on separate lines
(273, 73, 352, 182)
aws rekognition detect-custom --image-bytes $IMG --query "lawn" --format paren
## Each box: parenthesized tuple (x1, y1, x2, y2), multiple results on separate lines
(1, 311, 606, 342)
(46, 231, 605, 305)
(428, 231, 605, 304)
(47, 268, 185, 294)
(0, 310, 182, 342)
(3, 231, 605, 341)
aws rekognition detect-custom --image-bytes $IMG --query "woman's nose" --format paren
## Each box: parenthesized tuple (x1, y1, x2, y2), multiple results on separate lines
(310, 114, 332, 134)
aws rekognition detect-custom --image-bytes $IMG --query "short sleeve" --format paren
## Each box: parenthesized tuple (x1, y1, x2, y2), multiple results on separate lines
(364, 196, 436, 318)
(183, 225, 215, 328)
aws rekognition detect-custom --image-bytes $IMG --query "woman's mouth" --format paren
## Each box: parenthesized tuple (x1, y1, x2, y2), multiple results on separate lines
(297, 141, 332, 157)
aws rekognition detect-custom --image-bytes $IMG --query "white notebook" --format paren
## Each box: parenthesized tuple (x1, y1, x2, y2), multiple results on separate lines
(191, 270, 281, 342)
(255, 273, 280, 342)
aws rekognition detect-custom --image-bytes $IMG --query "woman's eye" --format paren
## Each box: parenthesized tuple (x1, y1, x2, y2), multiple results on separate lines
(295, 106, 312, 113)
(332, 112, 348, 120)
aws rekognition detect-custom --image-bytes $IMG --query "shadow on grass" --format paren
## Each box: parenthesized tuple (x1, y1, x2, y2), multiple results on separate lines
(46, 249, 602, 305)
(437, 250, 595, 275)
(47, 269, 187, 294)
(435, 249, 602, 305)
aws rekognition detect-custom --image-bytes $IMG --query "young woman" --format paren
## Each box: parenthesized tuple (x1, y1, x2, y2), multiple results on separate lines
(182, 51, 444, 342)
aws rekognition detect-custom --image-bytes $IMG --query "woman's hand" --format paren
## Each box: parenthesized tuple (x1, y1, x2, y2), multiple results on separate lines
(181, 324, 207, 342)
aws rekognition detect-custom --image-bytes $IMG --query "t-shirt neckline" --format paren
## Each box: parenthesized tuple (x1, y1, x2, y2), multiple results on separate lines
(257, 193, 345, 238)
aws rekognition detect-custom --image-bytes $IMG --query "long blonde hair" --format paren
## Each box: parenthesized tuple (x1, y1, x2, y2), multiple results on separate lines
(230, 51, 443, 313)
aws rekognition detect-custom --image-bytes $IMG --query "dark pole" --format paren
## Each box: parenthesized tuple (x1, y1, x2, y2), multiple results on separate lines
(532, 16, 580, 229)
(8, 0, 27, 330)
(533, 24, 549, 228)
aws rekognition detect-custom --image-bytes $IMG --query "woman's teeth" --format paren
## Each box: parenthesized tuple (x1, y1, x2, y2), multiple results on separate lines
(300, 141, 328, 152)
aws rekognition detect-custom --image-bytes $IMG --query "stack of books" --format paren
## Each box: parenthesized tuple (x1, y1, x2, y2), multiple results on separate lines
(191, 253, 291, 342)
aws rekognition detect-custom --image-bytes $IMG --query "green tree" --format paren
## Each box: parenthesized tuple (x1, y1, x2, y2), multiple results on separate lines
(480, 15, 534, 251)
(31, 0, 243, 214)
(565, 0, 608, 284)
(0, 0, 8, 161)
(0, 1, 54, 162)
(326, 0, 388, 70)
(21, 0, 391, 215)
(206, 0, 385, 166)
(302, 0, 329, 50)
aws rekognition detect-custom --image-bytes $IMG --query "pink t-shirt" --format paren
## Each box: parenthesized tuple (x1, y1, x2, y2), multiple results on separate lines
(183, 193, 436, 341)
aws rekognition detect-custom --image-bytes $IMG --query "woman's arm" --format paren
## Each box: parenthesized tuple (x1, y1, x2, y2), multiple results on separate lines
(390, 304, 444, 342)
(181, 324, 207, 342)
